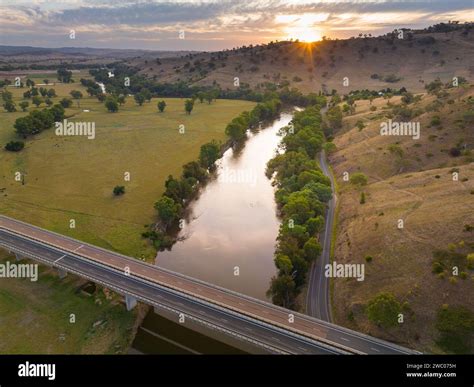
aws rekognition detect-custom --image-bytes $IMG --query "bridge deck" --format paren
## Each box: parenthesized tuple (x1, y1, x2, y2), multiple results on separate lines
(0, 215, 418, 355)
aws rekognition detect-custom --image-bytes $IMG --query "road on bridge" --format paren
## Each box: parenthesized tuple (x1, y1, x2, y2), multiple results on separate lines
(0, 215, 417, 355)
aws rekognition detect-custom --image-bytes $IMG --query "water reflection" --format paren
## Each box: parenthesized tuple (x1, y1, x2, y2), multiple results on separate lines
(155, 113, 293, 300)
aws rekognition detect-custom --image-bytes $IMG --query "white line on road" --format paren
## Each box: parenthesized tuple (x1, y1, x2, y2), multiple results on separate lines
(54, 254, 67, 263)
(370, 347, 380, 352)
(340, 337, 350, 342)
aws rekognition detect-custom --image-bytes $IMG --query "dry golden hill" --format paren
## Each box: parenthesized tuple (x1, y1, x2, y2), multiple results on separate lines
(129, 24, 474, 94)
(328, 84, 474, 353)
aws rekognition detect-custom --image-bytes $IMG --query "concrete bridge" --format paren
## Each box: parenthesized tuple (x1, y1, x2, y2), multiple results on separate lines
(0, 215, 418, 355)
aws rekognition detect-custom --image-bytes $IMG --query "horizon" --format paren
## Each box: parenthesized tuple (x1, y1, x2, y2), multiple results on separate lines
(1, 0, 473, 51)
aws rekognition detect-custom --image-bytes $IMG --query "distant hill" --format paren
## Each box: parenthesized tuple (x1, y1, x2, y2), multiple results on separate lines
(0, 46, 199, 69)
(127, 22, 474, 94)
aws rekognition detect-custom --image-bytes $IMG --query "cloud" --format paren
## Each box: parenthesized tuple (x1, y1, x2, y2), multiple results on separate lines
(0, 0, 472, 50)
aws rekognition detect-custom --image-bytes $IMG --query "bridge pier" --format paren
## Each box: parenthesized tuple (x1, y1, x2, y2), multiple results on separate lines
(14, 252, 22, 262)
(57, 268, 68, 279)
(125, 295, 137, 311)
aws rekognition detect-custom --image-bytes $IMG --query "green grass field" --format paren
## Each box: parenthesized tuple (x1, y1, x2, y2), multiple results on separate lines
(0, 78, 255, 259)
(0, 250, 137, 354)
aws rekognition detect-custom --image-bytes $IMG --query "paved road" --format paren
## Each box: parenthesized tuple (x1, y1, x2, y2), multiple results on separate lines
(0, 215, 418, 355)
(306, 150, 336, 322)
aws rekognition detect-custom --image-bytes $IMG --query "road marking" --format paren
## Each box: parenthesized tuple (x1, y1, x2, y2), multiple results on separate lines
(370, 347, 380, 352)
(54, 254, 67, 263)
(340, 337, 350, 342)
(74, 245, 84, 252)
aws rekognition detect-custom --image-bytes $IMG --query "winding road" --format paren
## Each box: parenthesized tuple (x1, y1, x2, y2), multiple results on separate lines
(306, 149, 336, 321)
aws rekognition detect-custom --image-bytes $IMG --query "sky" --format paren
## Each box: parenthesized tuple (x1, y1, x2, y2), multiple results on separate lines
(0, 0, 472, 51)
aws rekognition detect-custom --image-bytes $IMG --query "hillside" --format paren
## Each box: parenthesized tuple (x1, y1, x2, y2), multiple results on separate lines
(128, 24, 474, 94)
(0, 46, 195, 70)
(328, 83, 474, 353)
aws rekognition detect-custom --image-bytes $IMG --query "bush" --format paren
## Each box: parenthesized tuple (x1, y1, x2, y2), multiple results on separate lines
(449, 147, 461, 157)
(105, 97, 119, 112)
(383, 74, 401, 83)
(435, 305, 474, 353)
(5, 141, 25, 152)
(366, 292, 402, 328)
(60, 98, 73, 108)
(113, 186, 125, 196)
(350, 172, 368, 186)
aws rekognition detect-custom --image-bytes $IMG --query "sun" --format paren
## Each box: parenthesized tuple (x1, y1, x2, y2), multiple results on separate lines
(292, 29, 322, 43)
(278, 13, 326, 42)
(284, 25, 322, 42)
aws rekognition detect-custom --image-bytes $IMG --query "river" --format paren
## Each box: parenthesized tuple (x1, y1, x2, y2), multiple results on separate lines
(155, 112, 294, 299)
(131, 112, 293, 353)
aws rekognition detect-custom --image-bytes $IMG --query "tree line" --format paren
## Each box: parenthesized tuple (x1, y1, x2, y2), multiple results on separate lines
(143, 97, 284, 250)
(265, 103, 332, 309)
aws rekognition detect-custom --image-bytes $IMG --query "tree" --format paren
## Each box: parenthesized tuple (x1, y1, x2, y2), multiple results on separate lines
(185, 99, 194, 114)
(157, 100, 166, 112)
(326, 105, 343, 129)
(141, 88, 152, 102)
(303, 181, 332, 202)
(26, 79, 35, 88)
(199, 141, 220, 169)
(3, 100, 16, 112)
(46, 88, 56, 98)
(197, 91, 205, 103)
(360, 192, 366, 204)
(117, 95, 126, 105)
(266, 274, 297, 308)
(45, 98, 53, 107)
(436, 305, 474, 353)
(5, 141, 25, 152)
(32, 96, 42, 107)
(49, 104, 65, 121)
(182, 161, 207, 182)
(19, 101, 29, 112)
(366, 292, 402, 328)
(350, 172, 368, 186)
(57, 68, 73, 83)
(282, 193, 315, 224)
(305, 216, 324, 235)
(113, 186, 125, 196)
(303, 237, 322, 262)
(134, 93, 145, 106)
(274, 254, 293, 275)
(2, 90, 13, 102)
(105, 97, 119, 112)
(225, 115, 248, 142)
(70, 90, 83, 107)
(60, 98, 73, 108)
(154, 196, 182, 228)
(14, 116, 34, 138)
